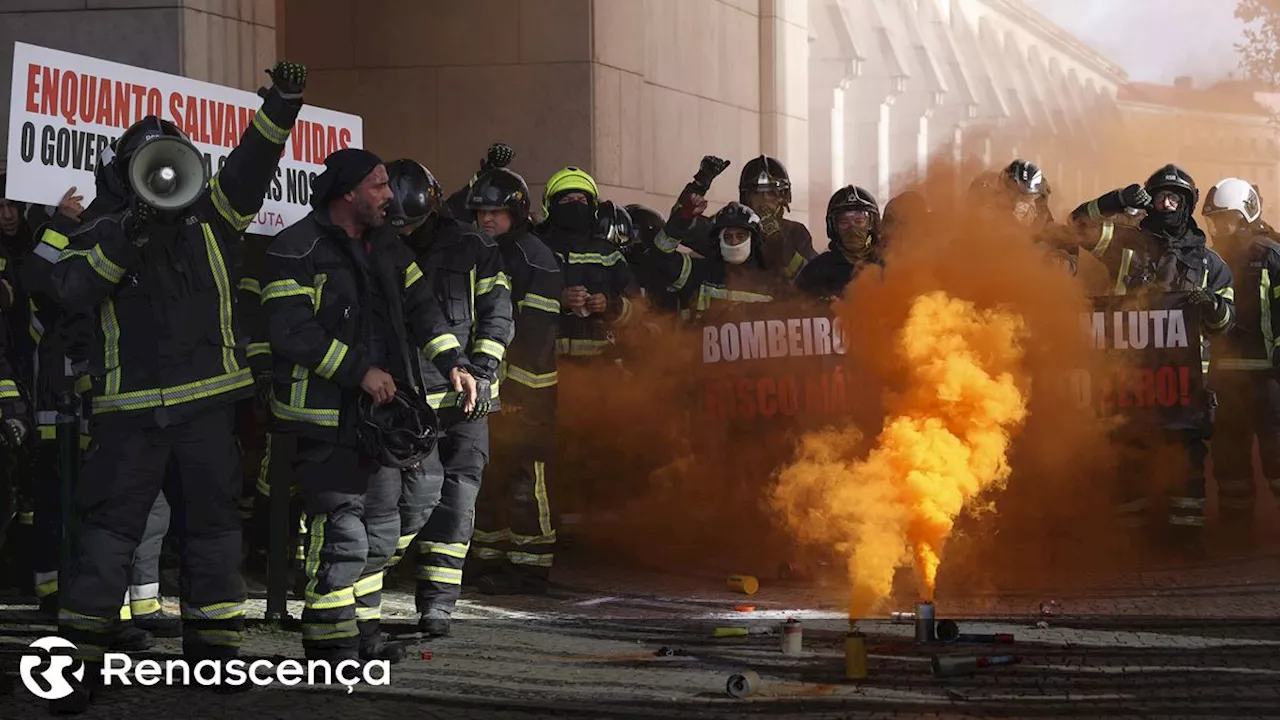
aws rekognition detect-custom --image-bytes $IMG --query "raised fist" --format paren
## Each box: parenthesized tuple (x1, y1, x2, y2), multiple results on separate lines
(483, 143, 515, 171)
(267, 61, 307, 100)
(1119, 184, 1151, 210)
(692, 155, 731, 195)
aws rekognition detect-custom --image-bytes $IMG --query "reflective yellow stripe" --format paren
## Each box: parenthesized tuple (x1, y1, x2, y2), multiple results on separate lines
(425, 333, 462, 359)
(518, 293, 560, 314)
(1265, 269, 1274, 365)
(1091, 220, 1115, 259)
(405, 262, 424, 289)
(555, 338, 610, 357)
(696, 285, 773, 311)
(261, 279, 316, 302)
(238, 277, 261, 296)
(476, 273, 510, 296)
(0, 379, 19, 399)
(503, 363, 557, 389)
(534, 460, 552, 537)
(669, 253, 693, 291)
(474, 338, 505, 362)
(42, 228, 70, 250)
(247, 342, 271, 358)
(785, 253, 805, 279)
(1113, 247, 1133, 296)
(616, 296, 634, 326)
(251, 108, 290, 145)
(315, 339, 349, 380)
(93, 368, 253, 414)
(209, 175, 255, 232)
(271, 397, 339, 427)
(202, 224, 239, 374)
(565, 251, 624, 266)
(101, 297, 122, 395)
(1086, 199, 1102, 220)
(60, 244, 126, 284)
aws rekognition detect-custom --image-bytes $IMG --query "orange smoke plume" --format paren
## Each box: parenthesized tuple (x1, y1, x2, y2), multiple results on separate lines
(771, 290, 1029, 615)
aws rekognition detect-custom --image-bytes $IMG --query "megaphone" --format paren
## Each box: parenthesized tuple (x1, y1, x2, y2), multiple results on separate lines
(127, 135, 208, 212)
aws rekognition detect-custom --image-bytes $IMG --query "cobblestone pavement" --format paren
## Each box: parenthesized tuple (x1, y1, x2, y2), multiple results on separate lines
(3, 549, 1280, 719)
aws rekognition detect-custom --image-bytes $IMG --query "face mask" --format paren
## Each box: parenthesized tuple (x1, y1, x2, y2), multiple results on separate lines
(837, 226, 872, 258)
(721, 237, 751, 265)
(551, 202, 594, 232)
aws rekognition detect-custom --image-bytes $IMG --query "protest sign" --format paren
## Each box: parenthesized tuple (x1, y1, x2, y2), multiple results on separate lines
(5, 42, 362, 235)
(1068, 292, 1204, 416)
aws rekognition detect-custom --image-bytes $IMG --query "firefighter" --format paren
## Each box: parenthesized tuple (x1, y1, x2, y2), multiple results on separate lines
(539, 167, 637, 359)
(972, 160, 1077, 274)
(1070, 164, 1235, 553)
(880, 190, 928, 252)
(24, 180, 182, 644)
(461, 168, 563, 595)
(46, 61, 306, 709)
(384, 159, 514, 638)
(263, 148, 461, 663)
(795, 185, 885, 300)
(443, 143, 517, 221)
(1201, 177, 1280, 544)
(734, 155, 815, 283)
(652, 201, 775, 320)
(622, 204, 680, 314)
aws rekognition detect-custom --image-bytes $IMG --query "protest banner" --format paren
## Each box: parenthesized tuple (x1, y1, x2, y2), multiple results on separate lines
(5, 42, 362, 235)
(1068, 292, 1204, 417)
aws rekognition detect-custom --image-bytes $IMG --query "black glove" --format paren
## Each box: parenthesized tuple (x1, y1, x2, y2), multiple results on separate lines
(481, 143, 515, 172)
(1119, 184, 1152, 211)
(125, 199, 159, 246)
(466, 375, 493, 422)
(254, 371, 273, 413)
(1183, 288, 1219, 312)
(0, 418, 27, 448)
(265, 61, 307, 100)
(691, 155, 731, 196)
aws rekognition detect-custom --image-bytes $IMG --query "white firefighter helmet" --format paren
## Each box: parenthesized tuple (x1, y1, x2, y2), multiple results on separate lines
(1203, 178, 1261, 224)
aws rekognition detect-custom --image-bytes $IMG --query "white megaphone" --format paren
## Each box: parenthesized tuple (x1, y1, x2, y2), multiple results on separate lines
(127, 135, 208, 212)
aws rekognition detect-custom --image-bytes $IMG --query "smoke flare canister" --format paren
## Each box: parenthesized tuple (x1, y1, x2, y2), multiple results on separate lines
(844, 632, 868, 680)
(727, 575, 759, 595)
(890, 611, 916, 623)
(780, 618, 802, 655)
(936, 619, 959, 642)
(930, 654, 1022, 678)
(914, 601, 936, 643)
(726, 670, 761, 698)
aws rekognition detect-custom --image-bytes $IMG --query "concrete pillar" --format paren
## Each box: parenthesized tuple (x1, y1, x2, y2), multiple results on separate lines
(759, 0, 811, 230)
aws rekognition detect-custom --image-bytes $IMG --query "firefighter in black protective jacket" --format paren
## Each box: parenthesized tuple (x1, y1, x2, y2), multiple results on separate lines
(462, 168, 563, 595)
(1200, 177, 1280, 541)
(44, 62, 307, 707)
(263, 148, 469, 663)
(26, 180, 180, 642)
(540, 166, 637, 359)
(1070, 164, 1235, 551)
(385, 159, 514, 638)
(796, 185, 886, 300)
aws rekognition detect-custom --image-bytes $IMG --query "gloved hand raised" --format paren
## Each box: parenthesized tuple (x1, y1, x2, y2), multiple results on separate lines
(691, 155, 731, 195)
(263, 61, 307, 100)
(1182, 288, 1219, 313)
(1, 417, 27, 448)
(1119, 184, 1152, 211)
(481, 143, 515, 172)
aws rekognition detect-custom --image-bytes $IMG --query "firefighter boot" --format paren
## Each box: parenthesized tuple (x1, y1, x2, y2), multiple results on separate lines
(418, 610, 451, 639)
(358, 620, 408, 663)
(132, 609, 183, 638)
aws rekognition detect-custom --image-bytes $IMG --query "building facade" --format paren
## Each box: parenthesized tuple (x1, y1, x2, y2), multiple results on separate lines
(0, 0, 1165, 238)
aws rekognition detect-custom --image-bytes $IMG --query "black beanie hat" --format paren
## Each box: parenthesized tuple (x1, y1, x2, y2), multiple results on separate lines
(311, 148, 383, 209)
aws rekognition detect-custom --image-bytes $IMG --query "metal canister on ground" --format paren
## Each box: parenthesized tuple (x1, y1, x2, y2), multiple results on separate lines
(843, 631, 868, 680)
(890, 611, 915, 623)
(780, 618, 802, 655)
(727, 575, 759, 595)
(726, 670, 761, 698)
(930, 654, 1022, 677)
(936, 619, 1014, 645)
(914, 601, 936, 643)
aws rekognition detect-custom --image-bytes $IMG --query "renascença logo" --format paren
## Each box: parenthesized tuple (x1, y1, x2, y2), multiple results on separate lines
(19, 636, 391, 697)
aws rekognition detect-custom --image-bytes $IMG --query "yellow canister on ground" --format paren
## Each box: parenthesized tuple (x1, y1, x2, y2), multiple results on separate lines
(844, 631, 868, 680)
(727, 575, 759, 595)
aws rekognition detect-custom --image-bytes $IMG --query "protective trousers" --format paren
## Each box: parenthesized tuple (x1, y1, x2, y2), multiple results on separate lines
(389, 463, 438, 570)
(1209, 370, 1280, 527)
(250, 432, 306, 568)
(31, 441, 171, 617)
(58, 406, 245, 667)
(1112, 426, 1208, 536)
(294, 439, 401, 660)
(472, 414, 555, 581)
(414, 418, 488, 618)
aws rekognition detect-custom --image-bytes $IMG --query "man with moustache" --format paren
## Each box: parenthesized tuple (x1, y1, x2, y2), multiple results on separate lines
(262, 148, 470, 662)
(795, 185, 885, 299)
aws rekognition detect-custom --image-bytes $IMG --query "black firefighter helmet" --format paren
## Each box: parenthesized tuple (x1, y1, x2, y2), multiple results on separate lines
(466, 167, 532, 225)
(592, 200, 635, 253)
(101, 115, 193, 203)
(385, 159, 443, 229)
(356, 390, 438, 469)
(624, 204, 664, 259)
(825, 185, 879, 244)
(1144, 163, 1198, 211)
(738, 155, 792, 206)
